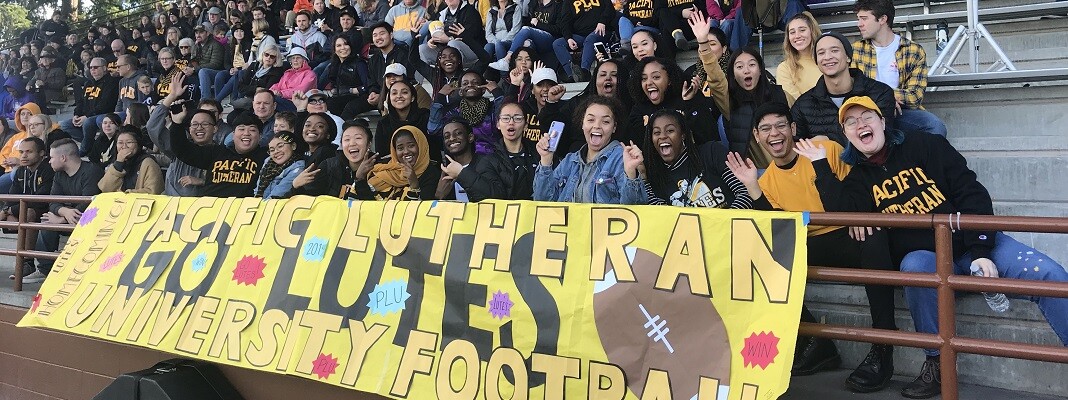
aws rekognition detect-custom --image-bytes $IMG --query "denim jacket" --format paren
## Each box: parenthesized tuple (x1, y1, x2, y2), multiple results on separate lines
(533, 140, 647, 204)
(258, 159, 306, 199)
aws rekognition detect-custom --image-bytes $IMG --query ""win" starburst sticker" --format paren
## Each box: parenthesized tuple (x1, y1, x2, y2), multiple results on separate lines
(741, 331, 780, 370)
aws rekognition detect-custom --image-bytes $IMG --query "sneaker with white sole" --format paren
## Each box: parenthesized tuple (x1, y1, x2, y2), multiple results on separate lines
(21, 270, 47, 284)
(489, 58, 511, 72)
(8, 261, 35, 280)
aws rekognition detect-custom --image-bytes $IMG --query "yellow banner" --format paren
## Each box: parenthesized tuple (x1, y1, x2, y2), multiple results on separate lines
(19, 193, 808, 400)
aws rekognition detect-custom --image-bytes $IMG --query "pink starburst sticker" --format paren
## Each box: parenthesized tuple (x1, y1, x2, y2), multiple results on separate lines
(232, 255, 267, 286)
(741, 331, 780, 370)
(99, 252, 124, 272)
(311, 353, 339, 380)
(30, 293, 41, 313)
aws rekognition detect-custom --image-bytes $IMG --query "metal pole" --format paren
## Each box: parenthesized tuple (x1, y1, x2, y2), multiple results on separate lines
(967, 0, 980, 73)
(936, 223, 958, 400)
(14, 200, 26, 292)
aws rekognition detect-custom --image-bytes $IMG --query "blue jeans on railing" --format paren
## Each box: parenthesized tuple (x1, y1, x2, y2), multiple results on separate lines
(618, 16, 660, 42)
(901, 232, 1068, 356)
(507, 27, 557, 65)
(897, 108, 949, 137)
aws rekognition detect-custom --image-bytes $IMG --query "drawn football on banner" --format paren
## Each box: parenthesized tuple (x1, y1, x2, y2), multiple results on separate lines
(593, 247, 732, 399)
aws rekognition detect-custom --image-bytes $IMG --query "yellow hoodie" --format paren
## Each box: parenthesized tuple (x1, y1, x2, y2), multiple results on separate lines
(0, 103, 43, 173)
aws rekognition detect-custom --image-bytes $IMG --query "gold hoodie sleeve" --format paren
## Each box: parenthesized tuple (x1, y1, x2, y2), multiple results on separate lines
(698, 43, 731, 119)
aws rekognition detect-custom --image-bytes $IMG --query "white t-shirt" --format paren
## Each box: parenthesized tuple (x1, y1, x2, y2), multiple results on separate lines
(874, 34, 901, 89)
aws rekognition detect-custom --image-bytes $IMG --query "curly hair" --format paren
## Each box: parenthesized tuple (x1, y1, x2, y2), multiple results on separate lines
(627, 57, 686, 106)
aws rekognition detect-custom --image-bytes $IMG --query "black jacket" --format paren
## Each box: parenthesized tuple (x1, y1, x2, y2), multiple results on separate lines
(727, 83, 788, 157)
(526, 0, 564, 37)
(237, 63, 286, 98)
(169, 121, 269, 197)
(367, 43, 414, 94)
(5, 164, 55, 217)
(456, 139, 539, 201)
(325, 55, 368, 94)
(791, 68, 896, 147)
(438, 155, 482, 200)
(295, 150, 361, 198)
(560, 0, 615, 38)
(440, 4, 486, 48)
(627, 97, 718, 147)
(74, 74, 120, 117)
(813, 129, 995, 263)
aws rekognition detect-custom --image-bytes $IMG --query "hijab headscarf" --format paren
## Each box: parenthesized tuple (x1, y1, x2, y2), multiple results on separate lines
(368, 126, 430, 198)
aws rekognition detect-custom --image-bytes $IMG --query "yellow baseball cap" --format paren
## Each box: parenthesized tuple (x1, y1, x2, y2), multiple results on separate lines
(838, 96, 882, 124)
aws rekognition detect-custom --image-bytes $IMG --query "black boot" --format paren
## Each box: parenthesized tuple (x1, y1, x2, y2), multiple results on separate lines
(846, 344, 894, 392)
(901, 357, 941, 399)
(792, 336, 841, 375)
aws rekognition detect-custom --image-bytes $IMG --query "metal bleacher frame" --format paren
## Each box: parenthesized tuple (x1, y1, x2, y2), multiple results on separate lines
(802, 0, 1068, 86)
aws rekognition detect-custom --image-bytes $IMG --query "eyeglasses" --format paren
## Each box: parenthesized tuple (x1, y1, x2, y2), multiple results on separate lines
(756, 122, 790, 135)
(159, 57, 174, 61)
(842, 111, 881, 130)
(179, 46, 190, 49)
(89, 65, 105, 69)
(267, 144, 292, 154)
(116, 64, 129, 68)
(264, 54, 278, 58)
(190, 122, 215, 128)
(113, 49, 123, 53)
(308, 98, 326, 104)
(498, 115, 524, 123)
(116, 140, 139, 147)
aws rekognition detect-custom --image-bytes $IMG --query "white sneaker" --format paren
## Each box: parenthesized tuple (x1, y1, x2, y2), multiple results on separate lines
(21, 270, 47, 284)
(489, 58, 511, 72)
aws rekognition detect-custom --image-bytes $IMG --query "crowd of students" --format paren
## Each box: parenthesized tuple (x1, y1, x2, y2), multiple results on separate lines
(1, 0, 1066, 398)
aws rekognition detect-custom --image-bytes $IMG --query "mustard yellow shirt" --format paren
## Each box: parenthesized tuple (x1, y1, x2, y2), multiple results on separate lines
(758, 140, 850, 236)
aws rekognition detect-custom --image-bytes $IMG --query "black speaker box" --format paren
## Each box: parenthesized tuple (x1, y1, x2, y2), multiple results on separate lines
(92, 358, 245, 400)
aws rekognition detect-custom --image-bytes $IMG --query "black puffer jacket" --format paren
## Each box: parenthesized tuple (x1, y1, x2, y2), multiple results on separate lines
(455, 139, 539, 201)
(791, 68, 896, 147)
(237, 62, 286, 98)
(727, 83, 788, 157)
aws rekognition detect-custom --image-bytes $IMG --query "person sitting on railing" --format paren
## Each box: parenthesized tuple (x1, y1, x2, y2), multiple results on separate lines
(851, 0, 948, 137)
(31, 138, 104, 284)
(2, 137, 53, 283)
(801, 96, 1068, 399)
(726, 101, 900, 394)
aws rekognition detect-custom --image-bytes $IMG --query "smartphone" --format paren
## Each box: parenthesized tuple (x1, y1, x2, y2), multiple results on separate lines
(546, 121, 564, 152)
(594, 42, 608, 58)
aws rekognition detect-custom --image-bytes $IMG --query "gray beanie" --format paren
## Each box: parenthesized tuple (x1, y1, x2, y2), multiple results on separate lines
(814, 31, 853, 60)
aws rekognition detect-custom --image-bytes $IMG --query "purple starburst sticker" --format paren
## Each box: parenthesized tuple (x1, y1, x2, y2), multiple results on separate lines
(488, 290, 514, 320)
(79, 207, 99, 226)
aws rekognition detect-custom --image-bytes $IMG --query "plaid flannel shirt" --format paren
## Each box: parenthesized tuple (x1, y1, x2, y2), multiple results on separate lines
(852, 36, 928, 110)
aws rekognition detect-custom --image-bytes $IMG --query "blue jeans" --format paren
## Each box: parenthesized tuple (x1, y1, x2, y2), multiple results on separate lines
(485, 40, 512, 60)
(897, 108, 949, 136)
(198, 68, 224, 99)
(714, 10, 752, 51)
(313, 61, 331, 89)
(508, 27, 557, 64)
(553, 32, 605, 75)
(213, 69, 243, 101)
(0, 171, 13, 193)
(901, 232, 1068, 356)
(617, 17, 659, 42)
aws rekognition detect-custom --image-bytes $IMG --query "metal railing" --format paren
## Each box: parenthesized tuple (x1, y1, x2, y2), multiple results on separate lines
(0, 195, 91, 292)
(805, 212, 1068, 400)
(2, 196, 1067, 399)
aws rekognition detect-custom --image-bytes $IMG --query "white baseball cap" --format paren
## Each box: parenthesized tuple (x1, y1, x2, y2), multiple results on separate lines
(531, 68, 558, 85)
(384, 63, 407, 77)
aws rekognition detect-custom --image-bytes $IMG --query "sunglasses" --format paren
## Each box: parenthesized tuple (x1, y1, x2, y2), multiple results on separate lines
(308, 98, 326, 104)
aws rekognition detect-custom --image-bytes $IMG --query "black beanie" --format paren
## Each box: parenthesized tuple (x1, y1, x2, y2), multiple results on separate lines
(232, 111, 264, 132)
(814, 31, 853, 60)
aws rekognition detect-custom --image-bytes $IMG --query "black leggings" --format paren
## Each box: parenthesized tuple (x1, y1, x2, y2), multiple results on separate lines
(801, 227, 899, 331)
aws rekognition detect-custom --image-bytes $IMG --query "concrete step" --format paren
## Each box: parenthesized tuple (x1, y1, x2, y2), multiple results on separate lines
(804, 283, 1068, 397)
(784, 365, 1068, 399)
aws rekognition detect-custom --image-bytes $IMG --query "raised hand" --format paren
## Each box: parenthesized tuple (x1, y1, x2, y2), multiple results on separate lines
(622, 141, 645, 179)
(354, 152, 378, 180)
(292, 91, 309, 111)
(681, 76, 699, 101)
(440, 155, 464, 178)
(536, 132, 555, 166)
(725, 152, 758, 187)
(687, 12, 713, 43)
(794, 138, 827, 161)
(547, 85, 566, 103)
(447, 23, 466, 37)
(167, 73, 187, 101)
(292, 163, 320, 188)
(509, 67, 526, 86)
